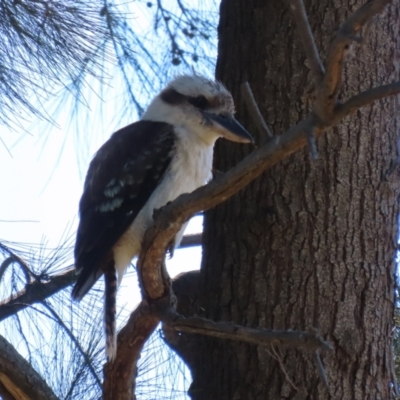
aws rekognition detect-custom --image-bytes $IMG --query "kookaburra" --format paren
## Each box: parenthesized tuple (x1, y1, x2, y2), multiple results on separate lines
(71, 74, 253, 360)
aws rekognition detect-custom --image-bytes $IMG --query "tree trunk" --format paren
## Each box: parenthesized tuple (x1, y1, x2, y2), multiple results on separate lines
(177, 1, 400, 399)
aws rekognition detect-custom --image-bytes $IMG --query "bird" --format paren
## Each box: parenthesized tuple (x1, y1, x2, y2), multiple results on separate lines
(71, 74, 253, 360)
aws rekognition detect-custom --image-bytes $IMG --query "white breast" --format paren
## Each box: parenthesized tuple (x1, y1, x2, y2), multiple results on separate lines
(112, 127, 214, 283)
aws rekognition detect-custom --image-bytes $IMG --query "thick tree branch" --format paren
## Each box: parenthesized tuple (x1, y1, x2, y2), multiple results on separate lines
(0, 335, 58, 400)
(102, 301, 159, 400)
(288, 0, 325, 81)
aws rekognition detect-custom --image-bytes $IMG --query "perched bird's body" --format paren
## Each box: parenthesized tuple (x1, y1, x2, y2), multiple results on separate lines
(72, 75, 253, 360)
(112, 127, 213, 281)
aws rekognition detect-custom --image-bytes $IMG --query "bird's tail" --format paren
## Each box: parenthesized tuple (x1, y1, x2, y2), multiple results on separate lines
(104, 262, 118, 361)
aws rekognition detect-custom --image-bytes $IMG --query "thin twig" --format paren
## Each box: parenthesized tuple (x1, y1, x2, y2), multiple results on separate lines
(0, 254, 31, 284)
(287, 0, 325, 82)
(268, 346, 299, 391)
(333, 81, 400, 123)
(241, 82, 273, 141)
(0, 257, 17, 283)
(314, 351, 329, 389)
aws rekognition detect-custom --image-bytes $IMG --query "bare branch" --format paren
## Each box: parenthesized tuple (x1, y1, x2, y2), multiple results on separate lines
(0, 267, 75, 322)
(179, 233, 202, 248)
(106, 296, 331, 399)
(161, 312, 332, 352)
(287, 0, 324, 81)
(314, 351, 329, 389)
(103, 301, 159, 400)
(0, 335, 58, 400)
(0, 251, 31, 284)
(241, 82, 273, 141)
(333, 81, 400, 122)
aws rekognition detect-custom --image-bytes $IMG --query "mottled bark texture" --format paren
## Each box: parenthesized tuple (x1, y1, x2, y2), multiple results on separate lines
(0, 335, 58, 400)
(178, 1, 400, 399)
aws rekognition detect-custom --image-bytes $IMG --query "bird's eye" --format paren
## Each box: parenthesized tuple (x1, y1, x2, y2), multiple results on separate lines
(188, 95, 209, 110)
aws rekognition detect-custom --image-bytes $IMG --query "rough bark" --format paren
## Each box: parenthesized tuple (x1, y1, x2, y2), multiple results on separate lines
(102, 302, 159, 400)
(180, 1, 400, 399)
(0, 335, 58, 400)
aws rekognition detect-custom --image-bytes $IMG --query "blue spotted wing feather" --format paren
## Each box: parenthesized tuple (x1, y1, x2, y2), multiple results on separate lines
(72, 121, 175, 300)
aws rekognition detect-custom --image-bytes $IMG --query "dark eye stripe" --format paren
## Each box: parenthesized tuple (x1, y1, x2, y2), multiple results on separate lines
(187, 95, 209, 110)
(160, 88, 187, 105)
(160, 89, 210, 110)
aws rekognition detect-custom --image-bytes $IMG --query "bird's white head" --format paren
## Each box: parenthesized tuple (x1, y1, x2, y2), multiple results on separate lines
(142, 74, 254, 146)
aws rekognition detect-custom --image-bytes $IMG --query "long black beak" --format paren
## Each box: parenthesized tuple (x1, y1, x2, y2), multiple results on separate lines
(204, 113, 254, 144)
